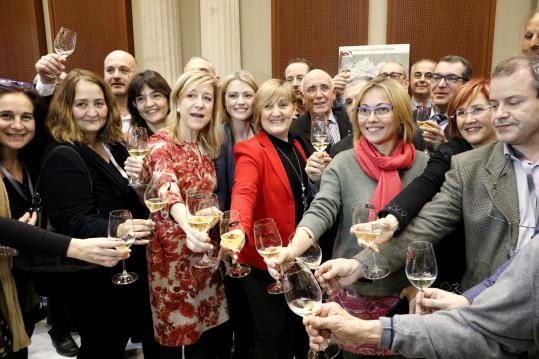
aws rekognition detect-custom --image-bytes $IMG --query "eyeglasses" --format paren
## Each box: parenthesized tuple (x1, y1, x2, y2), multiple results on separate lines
(413, 72, 433, 80)
(377, 72, 404, 80)
(431, 74, 466, 84)
(355, 104, 393, 119)
(454, 105, 493, 120)
(0, 78, 33, 90)
(305, 84, 331, 95)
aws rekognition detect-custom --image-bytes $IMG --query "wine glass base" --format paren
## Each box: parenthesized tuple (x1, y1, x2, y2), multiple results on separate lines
(307, 341, 340, 359)
(266, 280, 291, 295)
(193, 256, 218, 269)
(365, 266, 390, 280)
(227, 264, 251, 278)
(112, 272, 138, 285)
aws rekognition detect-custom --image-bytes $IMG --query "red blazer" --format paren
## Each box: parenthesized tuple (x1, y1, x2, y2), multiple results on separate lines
(231, 131, 307, 270)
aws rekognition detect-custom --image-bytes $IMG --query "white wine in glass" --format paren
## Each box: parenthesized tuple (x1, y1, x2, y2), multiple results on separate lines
(54, 27, 77, 57)
(405, 241, 438, 291)
(127, 126, 149, 187)
(254, 218, 290, 294)
(351, 201, 389, 280)
(311, 115, 330, 153)
(186, 192, 220, 268)
(109, 209, 138, 285)
(220, 210, 250, 278)
(144, 173, 169, 215)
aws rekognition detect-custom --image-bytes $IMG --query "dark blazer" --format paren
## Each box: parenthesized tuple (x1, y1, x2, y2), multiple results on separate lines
(231, 131, 307, 270)
(412, 107, 452, 150)
(215, 123, 236, 210)
(290, 107, 352, 157)
(39, 142, 155, 356)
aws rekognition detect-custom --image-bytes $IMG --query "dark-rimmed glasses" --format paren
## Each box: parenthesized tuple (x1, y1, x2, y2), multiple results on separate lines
(377, 72, 404, 80)
(431, 74, 466, 84)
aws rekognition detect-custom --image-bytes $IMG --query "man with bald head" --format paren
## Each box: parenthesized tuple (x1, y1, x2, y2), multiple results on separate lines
(103, 50, 137, 132)
(291, 69, 352, 158)
(183, 56, 219, 80)
(35, 50, 137, 132)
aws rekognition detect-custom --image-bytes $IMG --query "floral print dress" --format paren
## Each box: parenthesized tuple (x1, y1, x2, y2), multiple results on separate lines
(146, 131, 228, 347)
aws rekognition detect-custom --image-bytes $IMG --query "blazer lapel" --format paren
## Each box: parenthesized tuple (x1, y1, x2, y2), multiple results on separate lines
(257, 132, 294, 200)
(484, 143, 520, 245)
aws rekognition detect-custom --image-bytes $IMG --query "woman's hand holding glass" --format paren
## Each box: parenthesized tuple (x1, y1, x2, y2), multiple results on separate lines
(109, 210, 138, 285)
(219, 210, 250, 278)
(314, 258, 363, 297)
(186, 192, 221, 268)
(126, 126, 149, 187)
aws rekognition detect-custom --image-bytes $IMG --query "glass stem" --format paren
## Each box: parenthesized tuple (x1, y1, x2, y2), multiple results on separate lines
(371, 249, 378, 269)
(122, 259, 127, 275)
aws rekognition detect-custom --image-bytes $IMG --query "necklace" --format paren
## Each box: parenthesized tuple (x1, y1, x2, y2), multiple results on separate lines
(274, 144, 308, 211)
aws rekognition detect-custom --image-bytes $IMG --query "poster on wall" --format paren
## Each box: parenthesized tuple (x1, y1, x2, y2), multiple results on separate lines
(338, 44, 410, 79)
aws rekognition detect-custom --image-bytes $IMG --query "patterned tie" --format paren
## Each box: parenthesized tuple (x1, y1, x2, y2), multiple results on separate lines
(432, 113, 448, 126)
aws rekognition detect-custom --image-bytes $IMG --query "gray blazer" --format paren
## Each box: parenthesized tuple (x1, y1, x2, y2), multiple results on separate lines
(357, 142, 519, 290)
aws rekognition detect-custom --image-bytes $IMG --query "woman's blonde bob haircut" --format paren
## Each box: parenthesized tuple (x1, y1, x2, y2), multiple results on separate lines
(165, 70, 224, 159)
(46, 69, 123, 145)
(252, 79, 294, 132)
(220, 70, 258, 126)
(352, 77, 416, 144)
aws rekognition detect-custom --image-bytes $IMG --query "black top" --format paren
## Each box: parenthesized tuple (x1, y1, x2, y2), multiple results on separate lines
(0, 217, 70, 255)
(379, 137, 473, 230)
(267, 132, 308, 224)
(3, 169, 33, 220)
(39, 142, 148, 274)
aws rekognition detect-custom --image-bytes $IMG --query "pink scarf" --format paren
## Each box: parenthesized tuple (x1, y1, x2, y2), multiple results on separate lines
(354, 136, 415, 212)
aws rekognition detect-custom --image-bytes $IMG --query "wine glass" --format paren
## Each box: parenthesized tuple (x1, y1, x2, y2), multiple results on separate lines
(127, 126, 149, 187)
(144, 172, 169, 217)
(405, 241, 438, 292)
(288, 232, 322, 271)
(351, 201, 390, 280)
(310, 116, 330, 153)
(53, 27, 77, 58)
(186, 192, 220, 268)
(253, 218, 290, 294)
(284, 262, 340, 359)
(219, 210, 250, 278)
(109, 209, 138, 285)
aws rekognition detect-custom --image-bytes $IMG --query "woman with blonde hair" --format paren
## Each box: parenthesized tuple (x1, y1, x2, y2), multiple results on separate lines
(145, 70, 229, 358)
(231, 78, 310, 358)
(40, 69, 157, 358)
(215, 70, 258, 359)
(275, 78, 428, 358)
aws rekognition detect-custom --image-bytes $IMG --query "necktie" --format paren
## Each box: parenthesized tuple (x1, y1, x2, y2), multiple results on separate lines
(432, 113, 447, 125)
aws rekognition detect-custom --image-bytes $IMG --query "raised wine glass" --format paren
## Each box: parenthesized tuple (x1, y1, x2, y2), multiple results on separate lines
(310, 115, 330, 153)
(109, 209, 138, 285)
(144, 172, 169, 217)
(219, 210, 250, 278)
(54, 27, 77, 58)
(186, 192, 220, 268)
(284, 262, 340, 359)
(253, 218, 290, 294)
(351, 201, 390, 280)
(126, 126, 149, 187)
(405, 241, 438, 292)
(288, 232, 322, 271)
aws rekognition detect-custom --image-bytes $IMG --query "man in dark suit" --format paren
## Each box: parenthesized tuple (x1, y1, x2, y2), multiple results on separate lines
(414, 55, 472, 150)
(291, 69, 352, 164)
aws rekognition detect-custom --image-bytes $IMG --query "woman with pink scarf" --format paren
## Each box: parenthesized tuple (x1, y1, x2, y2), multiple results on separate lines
(275, 78, 428, 358)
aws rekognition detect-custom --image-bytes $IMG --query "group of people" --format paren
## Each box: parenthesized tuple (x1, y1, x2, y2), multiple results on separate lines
(0, 10, 538, 359)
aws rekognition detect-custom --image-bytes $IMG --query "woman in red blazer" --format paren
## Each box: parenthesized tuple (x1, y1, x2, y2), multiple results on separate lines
(231, 79, 310, 359)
